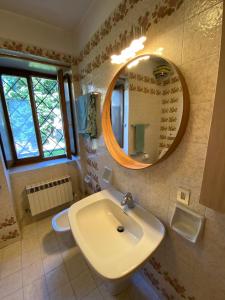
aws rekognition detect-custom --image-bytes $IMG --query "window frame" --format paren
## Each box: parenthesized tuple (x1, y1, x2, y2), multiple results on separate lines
(63, 74, 77, 156)
(111, 84, 125, 148)
(0, 67, 76, 167)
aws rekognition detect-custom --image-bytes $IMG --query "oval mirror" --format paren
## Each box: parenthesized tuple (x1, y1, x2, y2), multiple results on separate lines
(102, 54, 189, 169)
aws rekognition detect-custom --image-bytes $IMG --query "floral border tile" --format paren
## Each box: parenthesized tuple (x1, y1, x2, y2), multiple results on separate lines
(0, 216, 16, 229)
(143, 257, 196, 300)
(0, 0, 184, 74)
(76, 0, 144, 65)
(74, 0, 184, 81)
(0, 0, 144, 67)
(126, 71, 179, 86)
(0, 38, 77, 65)
(1, 229, 20, 242)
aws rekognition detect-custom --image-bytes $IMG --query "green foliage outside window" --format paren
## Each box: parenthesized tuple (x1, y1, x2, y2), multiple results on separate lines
(2, 75, 66, 159)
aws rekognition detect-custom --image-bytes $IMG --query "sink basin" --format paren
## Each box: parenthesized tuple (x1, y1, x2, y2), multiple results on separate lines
(68, 188, 165, 280)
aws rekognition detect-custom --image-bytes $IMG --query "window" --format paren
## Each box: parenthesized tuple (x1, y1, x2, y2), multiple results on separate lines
(32, 76, 66, 158)
(2, 75, 41, 159)
(0, 68, 76, 167)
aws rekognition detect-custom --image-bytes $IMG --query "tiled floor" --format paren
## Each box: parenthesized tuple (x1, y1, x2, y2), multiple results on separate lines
(0, 216, 158, 300)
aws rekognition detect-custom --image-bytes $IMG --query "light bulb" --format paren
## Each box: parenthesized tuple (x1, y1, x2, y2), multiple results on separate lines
(140, 55, 150, 60)
(111, 35, 147, 64)
(139, 36, 147, 43)
(153, 47, 164, 55)
(127, 55, 150, 69)
(127, 59, 139, 69)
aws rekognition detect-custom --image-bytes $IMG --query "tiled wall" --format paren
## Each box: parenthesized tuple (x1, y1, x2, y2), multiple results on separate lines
(0, 149, 20, 248)
(73, 0, 224, 299)
(9, 160, 83, 226)
(158, 71, 183, 155)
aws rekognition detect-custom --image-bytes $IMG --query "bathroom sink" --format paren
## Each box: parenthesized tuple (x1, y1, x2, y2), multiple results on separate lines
(68, 189, 165, 280)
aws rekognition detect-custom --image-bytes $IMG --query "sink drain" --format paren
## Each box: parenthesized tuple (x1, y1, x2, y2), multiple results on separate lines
(117, 226, 125, 233)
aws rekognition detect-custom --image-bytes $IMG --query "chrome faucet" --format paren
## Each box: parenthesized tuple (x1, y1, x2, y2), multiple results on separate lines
(121, 192, 135, 209)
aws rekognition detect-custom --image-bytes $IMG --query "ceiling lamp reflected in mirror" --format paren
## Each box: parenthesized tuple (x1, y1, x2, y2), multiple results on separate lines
(127, 55, 150, 69)
(153, 64, 171, 81)
(111, 36, 147, 65)
(153, 47, 164, 55)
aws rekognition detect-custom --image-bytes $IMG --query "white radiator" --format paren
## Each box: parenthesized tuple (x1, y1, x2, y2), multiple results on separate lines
(26, 176, 73, 216)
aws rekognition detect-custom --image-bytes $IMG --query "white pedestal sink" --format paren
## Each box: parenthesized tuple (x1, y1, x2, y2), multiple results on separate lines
(68, 188, 165, 294)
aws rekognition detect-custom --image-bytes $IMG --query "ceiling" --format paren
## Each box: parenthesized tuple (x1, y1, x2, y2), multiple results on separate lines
(0, 0, 95, 30)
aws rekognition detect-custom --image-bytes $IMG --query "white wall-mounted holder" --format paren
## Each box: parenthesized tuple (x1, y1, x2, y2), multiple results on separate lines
(102, 167, 112, 187)
(170, 203, 205, 243)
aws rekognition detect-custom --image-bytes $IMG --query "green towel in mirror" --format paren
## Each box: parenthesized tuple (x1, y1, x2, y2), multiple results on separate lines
(135, 124, 145, 153)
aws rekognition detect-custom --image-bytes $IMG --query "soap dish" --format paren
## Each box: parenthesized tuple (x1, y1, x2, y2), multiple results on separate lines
(170, 203, 204, 243)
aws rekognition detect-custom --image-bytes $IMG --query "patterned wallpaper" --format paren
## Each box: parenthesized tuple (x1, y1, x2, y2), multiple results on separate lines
(158, 74, 183, 153)
(0, 150, 20, 248)
(75, 0, 184, 80)
(74, 0, 224, 299)
(0, 0, 182, 67)
(0, 0, 183, 69)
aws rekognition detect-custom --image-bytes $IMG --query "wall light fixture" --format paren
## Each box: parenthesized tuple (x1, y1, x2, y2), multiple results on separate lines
(111, 36, 147, 65)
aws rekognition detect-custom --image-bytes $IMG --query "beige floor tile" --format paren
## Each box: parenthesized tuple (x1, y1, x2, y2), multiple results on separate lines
(21, 248, 42, 268)
(127, 273, 158, 300)
(62, 246, 80, 260)
(2, 288, 24, 300)
(64, 250, 88, 280)
(37, 218, 53, 238)
(89, 269, 104, 287)
(23, 276, 49, 300)
(38, 229, 54, 241)
(82, 288, 103, 300)
(0, 214, 157, 300)
(43, 252, 63, 274)
(37, 216, 52, 228)
(39, 232, 59, 258)
(22, 260, 44, 286)
(98, 284, 131, 300)
(2, 241, 21, 261)
(1, 256, 22, 279)
(71, 269, 97, 299)
(98, 284, 114, 300)
(56, 232, 76, 252)
(49, 282, 75, 300)
(0, 271, 23, 299)
(45, 265, 69, 294)
(21, 237, 40, 253)
(22, 223, 38, 240)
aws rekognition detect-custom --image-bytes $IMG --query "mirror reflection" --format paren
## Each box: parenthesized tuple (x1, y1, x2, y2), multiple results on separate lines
(111, 55, 184, 164)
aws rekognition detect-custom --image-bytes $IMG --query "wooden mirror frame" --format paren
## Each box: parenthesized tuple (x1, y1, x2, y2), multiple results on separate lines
(102, 54, 190, 169)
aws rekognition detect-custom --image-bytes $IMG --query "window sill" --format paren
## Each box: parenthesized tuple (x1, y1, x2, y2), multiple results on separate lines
(8, 156, 79, 175)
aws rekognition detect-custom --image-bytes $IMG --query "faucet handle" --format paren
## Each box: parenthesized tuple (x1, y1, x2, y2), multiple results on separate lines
(121, 192, 135, 208)
(121, 192, 131, 205)
(121, 197, 127, 206)
(124, 192, 132, 200)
